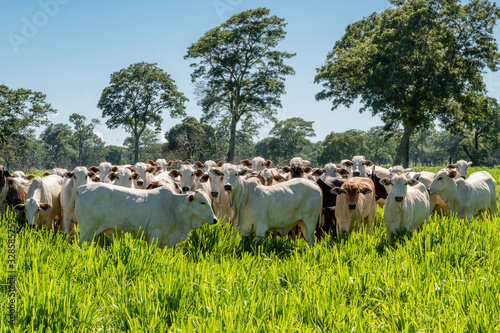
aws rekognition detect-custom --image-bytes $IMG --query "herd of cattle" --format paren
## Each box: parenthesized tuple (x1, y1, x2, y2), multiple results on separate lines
(0, 156, 497, 247)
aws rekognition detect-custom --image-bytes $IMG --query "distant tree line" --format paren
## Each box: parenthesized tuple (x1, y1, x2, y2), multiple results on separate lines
(2, 2, 500, 170)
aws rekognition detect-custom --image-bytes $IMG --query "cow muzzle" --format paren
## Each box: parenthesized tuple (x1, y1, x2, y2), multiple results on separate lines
(395, 196, 404, 202)
(182, 186, 190, 192)
(211, 192, 219, 198)
(212, 218, 218, 224)
(348, 203, 356, 210)
(353, 171, 360, 177)
(461, 176, 466, 179)
(137, 180, 144, 186)
(224, 184, 232, 191)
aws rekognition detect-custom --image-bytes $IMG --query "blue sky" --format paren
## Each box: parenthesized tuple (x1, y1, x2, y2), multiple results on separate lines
(2, 0, 500, 146)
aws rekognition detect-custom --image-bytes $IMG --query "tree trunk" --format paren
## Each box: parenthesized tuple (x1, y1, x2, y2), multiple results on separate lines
(227, 115, 238, 163)
(134, 134, 140, 164)
(393, 124, 415, 168)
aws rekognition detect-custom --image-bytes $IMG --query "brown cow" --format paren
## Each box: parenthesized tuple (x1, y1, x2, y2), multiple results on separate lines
(331, 177, 377, 237)
(1, 165, 31, 216)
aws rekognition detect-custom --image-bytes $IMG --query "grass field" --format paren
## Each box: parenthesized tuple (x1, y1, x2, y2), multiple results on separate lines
(1, 166, 500, 332)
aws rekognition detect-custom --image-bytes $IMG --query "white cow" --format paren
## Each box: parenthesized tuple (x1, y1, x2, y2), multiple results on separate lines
(240, 157, 272, 174)
(323, 163, 349, 179)
(133, 162, 159, 189)
(60, 167, 95, 237)
(380, 173, 431, 246)
(90, 162, 114, 183)
(13, 175, 63, 231)
(107, 167, 140, 188)
(389, 165, 411, 174)
(200, 167, 234, 224)
(416, 175, 450, 215)
(169, 164, 211, 195)
(349, 156, 374, 177)
(340, 159, 353, 177)
(447, 160, 472, 179)
(221, 164, 322, 245)
(75, 184, 216, 248)
(429, 169, 497, 222)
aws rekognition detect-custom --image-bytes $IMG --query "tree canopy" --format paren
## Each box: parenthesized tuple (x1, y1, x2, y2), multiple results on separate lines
(97, 62, 187, 163)
(315, 0, 500, 167)
(185, 7, 295, 163)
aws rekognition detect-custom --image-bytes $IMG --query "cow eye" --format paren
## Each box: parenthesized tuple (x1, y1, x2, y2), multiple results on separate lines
(201, 201, 206, 205)
(129, 177, 132, 180)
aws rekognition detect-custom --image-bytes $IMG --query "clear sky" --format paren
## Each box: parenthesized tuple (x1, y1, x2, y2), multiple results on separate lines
(2, 0, 500, 146)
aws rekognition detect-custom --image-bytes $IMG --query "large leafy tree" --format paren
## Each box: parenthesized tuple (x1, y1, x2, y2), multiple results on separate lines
(165, 117, 216, 162)
(69, 113, 103, 166)
(317, 130, 370, 166)
(185, 7, 295, 163)
(40, 123, 76, 168)
(123, 129, 162, 163)
(98, 62, 187, 163)
(315, 0, 500, 167)
(0, 84, 56, 169)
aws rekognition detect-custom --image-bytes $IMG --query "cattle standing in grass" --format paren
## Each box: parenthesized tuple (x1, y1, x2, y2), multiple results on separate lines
(13, 175, 63, 231)
(200, 166, 234, 224)
(60, 167, 95, 236)
(446, 160, 472, 179)
(75, 184, 216, 248)
(429, 169, 497, 222)
(240, 157, 272, 174)
(221, 165, 322, 246)
(315, 175, 346, 238)
(331, 177, 377, 237)
(380, 173, 431, 246)
(169, 164, 211, 195)
(0, 165, 31, 216)
(416, 175, 450, 215)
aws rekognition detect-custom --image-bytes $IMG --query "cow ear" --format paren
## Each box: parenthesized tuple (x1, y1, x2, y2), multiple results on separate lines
(127, 166, 135, 172)
(111, 166, 119, 172)
(265, 160, 272, 168)
(364, 160, 374, 167)
(148, 160, 156, 166)
(360, 188, 372, 195)
(39, 203, 53, 212)
(132, 172, 140, 180)
(403, 168, 412, 173)
(446, 164, 457, 169)
(199, 174, 209, 183)
(169, 170, 180, 178)
(194, 169, 204, 177)
(64, 172, 74, 178)
(146, 167, 156, 173)
(273, 174, 286, 182)
(343, 160, 353, 167)
(108, 173, 117, 181)
(216, 161, 224, 167)
(195, 161, 204, 168)
(281, 167, 291, 173)
(25, 175, 35, 180)
(448, 170, 458, 178)
(155, 166, 163, 173)
(331, 187, 343, 196)
(166, 161, 173, 168)
(210, 168, 224, 176)
(88, 166, 99, 173)
(338, 169, 350, 177)
(467, 162, 472, 166)
(311, 168, 325, 176)
(87, 171, 95, 178)
(379, 178, 391, 186)
(304, 167, 312, 173)
(303, 160, 311, 166)
(187, 194, 195, 202)
(407, 179, 419, 187)
(238, 168, 251, 176)
(92, 176, 101, 182)
(42, 172, 51, 177)
(240, 159, 252, 167)
(12, 204, 25, 213)
(147, 181, 161, 189)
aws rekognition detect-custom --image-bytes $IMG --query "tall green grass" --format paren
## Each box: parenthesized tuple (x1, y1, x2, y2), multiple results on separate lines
(1, 167, 500, 332)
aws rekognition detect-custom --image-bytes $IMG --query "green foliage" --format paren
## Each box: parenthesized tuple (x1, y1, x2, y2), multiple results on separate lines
(315, 0, 500, 167)
(186, 7, 295, 162)
(39, 123, 76, 168)
(98, 62, 188, 163)
(123, 129, 162, 164)
(165, 117, 216, 162)
(1, 167, 500, 331)
(0, 85, 56, 170)
(68, 113, 104, 167)
(317, 130, 370, 165)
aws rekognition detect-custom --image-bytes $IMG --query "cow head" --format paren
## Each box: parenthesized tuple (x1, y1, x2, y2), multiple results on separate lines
(204, 167, 225, 198)
(222, 165, 250, 192)
(66, 167, 95, 187)
(282, 157, 311, 179)
(429, 169, 457, 195)
(332, 180, 372, 210)
(448, 160, 472, 179)
(13, 198, 53, 228)
(187, 190, 217, 228)
(381, 173, 419, 202)
(240, 157, 272, 173)
(350, 156, 374, 177)
(169, 164, 204, 193)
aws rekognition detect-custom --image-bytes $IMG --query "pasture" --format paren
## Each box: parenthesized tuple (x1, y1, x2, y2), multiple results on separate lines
(1, 166, 500, 332)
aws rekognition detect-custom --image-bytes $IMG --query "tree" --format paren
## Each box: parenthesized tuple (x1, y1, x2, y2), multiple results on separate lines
(40, 123, 76, 168)
(98, 62, 188, 163)
(123, 129, 162, 163)
(69, 113, 102, 166)
(0, 84, 56, 169)
(317, 130, 370, 166)
(165, 117, 216, 162)
(185, 7, 295, 163)
(315, 0, 500, 167)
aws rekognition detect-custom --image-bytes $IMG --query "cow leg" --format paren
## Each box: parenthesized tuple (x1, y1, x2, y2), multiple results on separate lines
(303, 219, 315, 246)
(386, 229, 394, 246)
(78, 225, 98, 248)
(254, 226, 267, 245)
